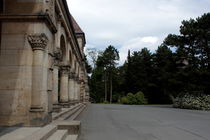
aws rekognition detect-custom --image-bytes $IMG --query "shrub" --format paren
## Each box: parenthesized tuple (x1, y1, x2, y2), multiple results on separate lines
(121, 96, 129, 104)
(173, 93, 210, 110)
(127, 93, 136, 104)
(121, 91, 148, 105)
(135, 91, 148, 104)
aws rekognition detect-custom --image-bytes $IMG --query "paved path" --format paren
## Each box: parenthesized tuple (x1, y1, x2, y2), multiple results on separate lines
(77, 104, 210, 140)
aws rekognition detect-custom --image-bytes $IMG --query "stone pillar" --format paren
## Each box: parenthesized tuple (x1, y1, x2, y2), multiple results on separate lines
(59, 66, 69, 103)
(80, 80, 85, 102)
(69, 72, 75, 102)
(73, 77, 78, 101)
(77, 80, 81, 102)
(52, 66, 59, 104)
(28, 33, 48, 111)
(52, 48, 62, 105)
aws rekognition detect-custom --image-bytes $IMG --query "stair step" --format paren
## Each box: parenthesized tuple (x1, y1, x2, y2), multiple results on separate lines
(53, 104, 81, 120)
(55, 121, 81, 135)
(47, 130, 68, 140)
(0, 127, 40, 140)
(65, 135, 78, 140)
(62, 105, 83, 120)
(21, 125, 57, 140)
(68, 105, 85, 120)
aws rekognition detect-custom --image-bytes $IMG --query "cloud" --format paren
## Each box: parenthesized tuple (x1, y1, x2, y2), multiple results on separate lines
(68, 0, 210, 65)
(118, 36, 162, 65)
(141, 37, 158, 44)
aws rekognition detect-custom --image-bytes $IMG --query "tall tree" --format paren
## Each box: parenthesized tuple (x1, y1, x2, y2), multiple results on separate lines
(97, 45, 119, 103)
(164, 13, 210, 94)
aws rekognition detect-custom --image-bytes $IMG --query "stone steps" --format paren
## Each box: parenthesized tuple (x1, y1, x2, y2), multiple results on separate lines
(53, 103, 86, 121)
(47, 130, 68, 140)
(65, 135, 78, 140)
(52, 104, 81, 120)
(0, 103, 86, 140)
(67, 105, 86, 121)
(55, 121, 81, 135)
(0, 127, 40, 140)
(21, 125, 57, 140)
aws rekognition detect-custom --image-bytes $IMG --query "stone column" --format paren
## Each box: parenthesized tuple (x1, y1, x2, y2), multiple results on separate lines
(59, 66, 69, 103)
(52, 66, 59, 104)
(28, 33, 48, 111)
(69, 72, 75, 102)
(52, 48, 62, 105)
(77, 79, 81, 102)
(73, 77, 78, 101)
(80, 80, 85, 102)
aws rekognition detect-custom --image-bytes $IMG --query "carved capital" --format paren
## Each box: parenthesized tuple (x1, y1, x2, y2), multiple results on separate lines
(53, 48, 62, 60)
(53, 59, 60, 67)
(28, 33, 48, 51)
(75, 76, 80, 82)
(60, 66, 70, 75)
(69, 72, 75, 79)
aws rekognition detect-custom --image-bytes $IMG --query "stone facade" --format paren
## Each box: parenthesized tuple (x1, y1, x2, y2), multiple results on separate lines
(0, 0, 89, 126)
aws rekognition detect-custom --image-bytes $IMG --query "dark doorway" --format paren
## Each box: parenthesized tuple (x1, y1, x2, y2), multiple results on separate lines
(0, 0, 4, 13)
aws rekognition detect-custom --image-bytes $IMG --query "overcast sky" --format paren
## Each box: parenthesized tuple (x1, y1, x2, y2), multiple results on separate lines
(67, 0, 210, 65)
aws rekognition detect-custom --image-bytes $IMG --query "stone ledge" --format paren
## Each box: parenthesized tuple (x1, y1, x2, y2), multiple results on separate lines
(54, 121, 81, 135)
(0, 14, 57, 33)
(29, 107, 44, 112)
(21, 125, 57, 140)
(52, 104, 81, 120)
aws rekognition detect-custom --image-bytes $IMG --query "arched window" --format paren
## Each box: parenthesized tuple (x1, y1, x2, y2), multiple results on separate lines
(60, 35, 66, 61)
(74, 61, 77, 72)
(69, 51, 72, 65)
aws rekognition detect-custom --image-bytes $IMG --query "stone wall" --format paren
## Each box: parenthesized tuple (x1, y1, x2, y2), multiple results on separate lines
(0, 0, 89, 126)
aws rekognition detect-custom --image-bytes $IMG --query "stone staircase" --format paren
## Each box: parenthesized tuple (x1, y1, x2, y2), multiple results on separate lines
(52, 103, 86, 121)
(0, 103, 87, 140)
(21, 121, 81, 140)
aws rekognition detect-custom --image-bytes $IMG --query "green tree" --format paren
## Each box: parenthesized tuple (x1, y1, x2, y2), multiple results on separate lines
(97, 45, 119, 103)
(164, 13, 210, 94)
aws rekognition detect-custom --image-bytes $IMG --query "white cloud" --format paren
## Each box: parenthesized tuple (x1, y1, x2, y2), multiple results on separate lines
(118, 36, 162, 65)
(68, 0, 210, 65)
(141, 37, 158, 44)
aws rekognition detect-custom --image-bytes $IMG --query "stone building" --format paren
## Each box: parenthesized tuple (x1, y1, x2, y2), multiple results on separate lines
(0, 0, 89, 126)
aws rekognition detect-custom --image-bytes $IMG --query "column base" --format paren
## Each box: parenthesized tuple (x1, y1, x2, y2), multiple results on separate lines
(29, 107, 44, 112)
(71, 100, 80, 104)
(59, 102, 71, 108)
(29, 107, 51, 127)
(69, 100, 78, 105)
(52, 104, 62, 113)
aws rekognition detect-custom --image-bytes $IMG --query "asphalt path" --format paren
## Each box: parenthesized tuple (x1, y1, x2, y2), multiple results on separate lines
(77, 104, 210, 140)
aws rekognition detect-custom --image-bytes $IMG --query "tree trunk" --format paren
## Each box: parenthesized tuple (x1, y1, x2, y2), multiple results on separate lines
(110, 74, 112, 103)
(104, 70, 107, 102)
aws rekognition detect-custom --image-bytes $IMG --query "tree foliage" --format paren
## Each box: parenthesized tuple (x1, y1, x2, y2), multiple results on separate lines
(89, 13, 210, 104)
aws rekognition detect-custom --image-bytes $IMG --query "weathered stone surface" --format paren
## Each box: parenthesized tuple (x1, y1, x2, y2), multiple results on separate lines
(0, 0, 89, 127)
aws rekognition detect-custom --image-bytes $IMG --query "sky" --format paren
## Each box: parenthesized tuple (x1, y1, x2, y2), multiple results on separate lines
(67, 0, 210, 65)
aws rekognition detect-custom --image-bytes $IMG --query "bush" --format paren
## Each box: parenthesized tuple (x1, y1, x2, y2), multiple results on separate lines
(121, 91, 148, 105)
(121, 96, 129, 104)
(127, 93, 136, 104)
(173, 93, 210, 110)
(135, 91, 148, 104)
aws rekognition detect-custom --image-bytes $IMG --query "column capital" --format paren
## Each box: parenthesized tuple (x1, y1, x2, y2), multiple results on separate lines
(60, 66, 70, 75)
(53, 48, 62, 67)
(69, 72, 75, 79)
(75, 76, 80, 83)
(53, 48, 62, 61)
(28, 33, 48, 51)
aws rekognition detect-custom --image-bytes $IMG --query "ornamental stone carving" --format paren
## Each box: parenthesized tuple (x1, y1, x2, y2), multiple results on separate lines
(69, 72, 75, 79)
(28, 33, 49, 51)
(53, 48, 62, 60)
(60, 66, 70, 75)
